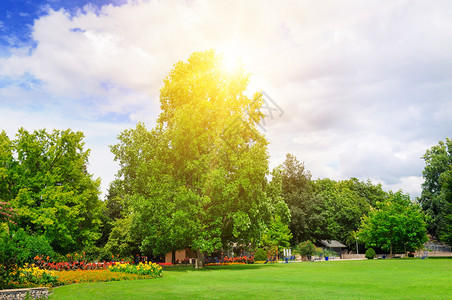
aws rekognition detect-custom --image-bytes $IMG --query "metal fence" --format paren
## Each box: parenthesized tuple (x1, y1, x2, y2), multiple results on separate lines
(424, 243, 452, 252)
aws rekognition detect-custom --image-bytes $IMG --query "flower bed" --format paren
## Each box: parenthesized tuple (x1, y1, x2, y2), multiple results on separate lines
(221, 256, 254, 264)
(205, 262, 247, 266)
(7, 264, 59, 288)
(7, 267, 161, 288)
(56, 269, 157, 285)
(109, 262, 162, 278)
(4, 258, 163, 288)
(34, 255, 117, 271)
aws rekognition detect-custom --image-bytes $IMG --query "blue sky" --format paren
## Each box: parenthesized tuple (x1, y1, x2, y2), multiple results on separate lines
(1, 0, 452, 198)
(0, 1, 125, 47)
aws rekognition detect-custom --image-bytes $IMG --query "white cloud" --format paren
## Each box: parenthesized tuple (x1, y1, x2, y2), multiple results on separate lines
(1, 0, 452, 198)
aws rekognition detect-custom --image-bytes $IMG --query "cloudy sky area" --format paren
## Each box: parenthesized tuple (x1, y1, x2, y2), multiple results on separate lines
(1, 0, 451, 198)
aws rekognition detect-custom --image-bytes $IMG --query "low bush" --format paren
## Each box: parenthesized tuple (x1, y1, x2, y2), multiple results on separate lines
(299, 241, 316, 257)
(365, 248, 376, 259)
(254, 248, 267, 261)
(314, 247, 324, 257)
(0, 229, 55, 266)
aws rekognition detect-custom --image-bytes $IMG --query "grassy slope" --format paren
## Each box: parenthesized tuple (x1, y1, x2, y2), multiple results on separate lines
(50, 259, 452, 299)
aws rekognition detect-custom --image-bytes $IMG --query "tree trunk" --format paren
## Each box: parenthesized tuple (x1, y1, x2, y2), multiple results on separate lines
(390, 245, 393, 258)
(171, 250, 176, 264)
(196, 250, 204, 268)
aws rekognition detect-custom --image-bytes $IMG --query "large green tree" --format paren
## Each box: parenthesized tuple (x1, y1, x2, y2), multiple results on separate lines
(110, 50, 288, 263)
(419, 138, 452, 245)
(358, 191, 428, 255)
(0, 128, 102, 254)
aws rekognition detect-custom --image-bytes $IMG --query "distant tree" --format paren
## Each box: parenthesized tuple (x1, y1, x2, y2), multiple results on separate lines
(358, 191, 428, 256)
(419, 138, 452, 245)
(314, 178, 372, 243)
(0, 128, 102, 254)
(97, 180, 125, 247)
(280, 154, 327, 244)
(342, 178, 388, 208)
(262, 215, 292, 249)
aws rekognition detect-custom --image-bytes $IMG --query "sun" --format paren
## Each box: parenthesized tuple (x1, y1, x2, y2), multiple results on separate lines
(219, 46, 245, 74)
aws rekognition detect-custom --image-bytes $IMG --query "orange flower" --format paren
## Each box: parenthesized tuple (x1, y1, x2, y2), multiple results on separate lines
(55, 269, 159, 286)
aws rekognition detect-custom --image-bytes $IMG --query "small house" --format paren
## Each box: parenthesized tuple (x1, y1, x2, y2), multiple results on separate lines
(319, 240, 347, 259)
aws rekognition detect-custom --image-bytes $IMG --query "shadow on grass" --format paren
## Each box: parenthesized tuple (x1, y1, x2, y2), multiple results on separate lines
(161, 265, 196, 272)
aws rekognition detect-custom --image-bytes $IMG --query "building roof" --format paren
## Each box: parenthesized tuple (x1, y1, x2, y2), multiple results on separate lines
(319, 240, 347, 248)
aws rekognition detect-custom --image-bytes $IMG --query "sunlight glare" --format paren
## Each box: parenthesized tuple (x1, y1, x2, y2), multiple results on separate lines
(220, 47, 244, 74)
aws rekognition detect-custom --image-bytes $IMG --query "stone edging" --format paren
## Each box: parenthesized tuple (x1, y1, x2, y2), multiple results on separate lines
(0, 287, 50, 300)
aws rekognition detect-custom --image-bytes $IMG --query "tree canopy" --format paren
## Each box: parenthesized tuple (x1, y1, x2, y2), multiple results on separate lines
(314, 178, 383, 243)
(109, 50, 289, 260)
(0, 128, 102, 254)
(358, 191, 428, 255)
(419, 138, 452, 245)
(280, 154, 327, 244)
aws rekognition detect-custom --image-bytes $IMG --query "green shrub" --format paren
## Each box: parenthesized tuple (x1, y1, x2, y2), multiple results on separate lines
(254, 248, 267, 261)
(365, 248, 376, 259)
(299, 241, 316, 257)
(314, 247, 324, 257)
(1, 229, 30, 265)
(98, 247, 114, 262)
(25, 234, 55, 261)
(0, 228, 56, 289)
(0, 229, 24, 289)
(83, 245, 102, 262)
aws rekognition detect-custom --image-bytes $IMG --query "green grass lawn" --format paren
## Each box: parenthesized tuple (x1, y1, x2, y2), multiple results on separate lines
(50, 259, 452, 299)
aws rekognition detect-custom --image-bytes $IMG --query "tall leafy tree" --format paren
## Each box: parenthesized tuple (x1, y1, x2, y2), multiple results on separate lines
(314, 178, 372, 243)
(419, 138, 452, 245)
(280, 154, 327, 244)
(0, 131, 15, 203)
(358, 191, 428, 255)
(0, 128, 102, 254)
(110, 50, 288, 262)
(313, 178, 387, 244)
(97, 179, 126, 248)
(262, 215, 293, 249)
(341, 178, 387, 208)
